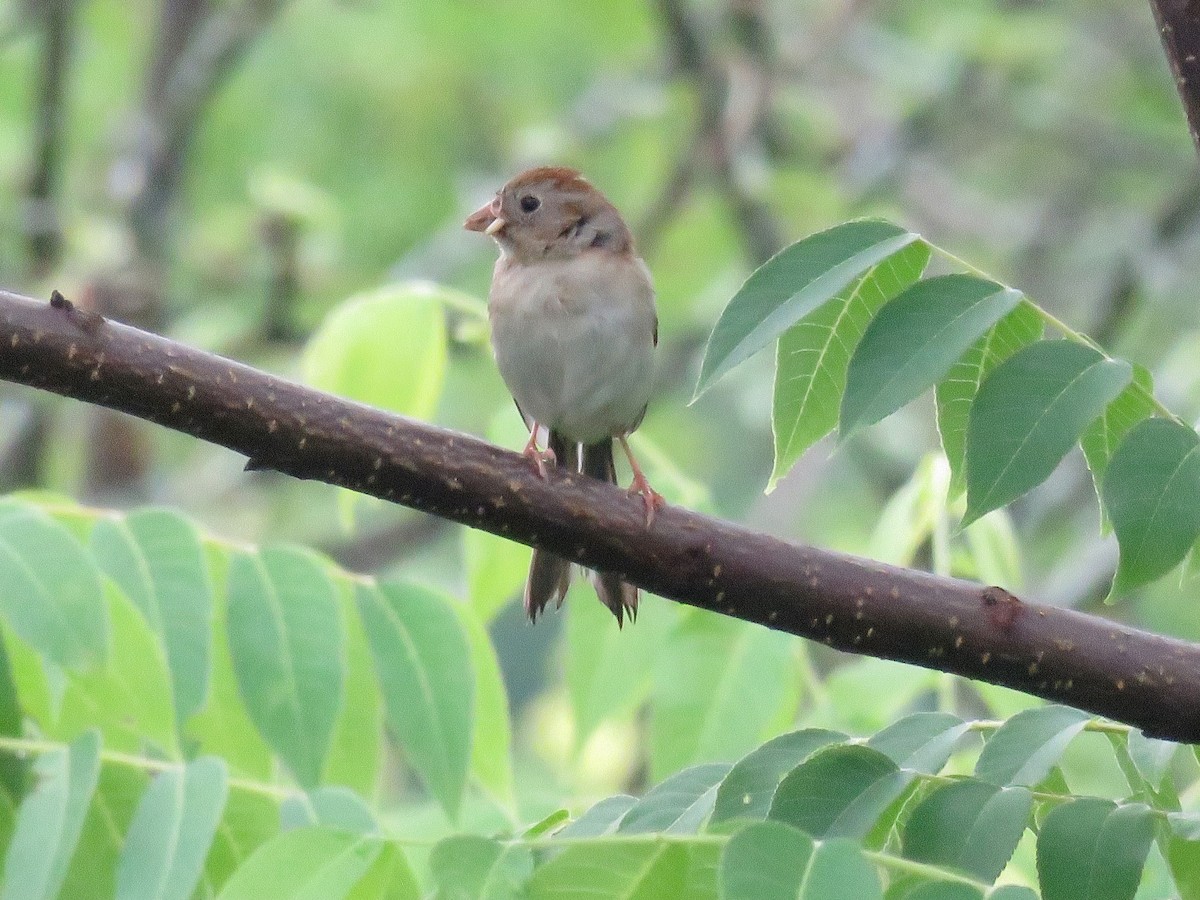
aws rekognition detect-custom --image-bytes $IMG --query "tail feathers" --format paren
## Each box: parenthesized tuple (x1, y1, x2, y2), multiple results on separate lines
(523, 433, 640, 625)
(592, 570, 638, 627)
(583, 438, 639, 626)
(525, 549, 571, 622)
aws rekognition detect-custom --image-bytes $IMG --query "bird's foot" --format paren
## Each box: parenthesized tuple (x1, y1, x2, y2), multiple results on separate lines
(627, 473, 665, 526)
(522, 431, 557, 479)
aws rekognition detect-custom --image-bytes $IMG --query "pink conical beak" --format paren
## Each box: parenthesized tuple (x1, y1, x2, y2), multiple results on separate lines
(464, 198, 505, 235)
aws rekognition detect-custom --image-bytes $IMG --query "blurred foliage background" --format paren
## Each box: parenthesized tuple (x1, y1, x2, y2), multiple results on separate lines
(1, 0, 1199, 856)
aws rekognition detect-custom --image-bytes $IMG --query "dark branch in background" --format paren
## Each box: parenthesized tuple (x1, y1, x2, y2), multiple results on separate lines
(22, 0, 77, 277)
(1152, 0, 1200, 156)
(3, 288, 1200, 742)
(640, 0, 785, 264)
(85, 0, 286, 498)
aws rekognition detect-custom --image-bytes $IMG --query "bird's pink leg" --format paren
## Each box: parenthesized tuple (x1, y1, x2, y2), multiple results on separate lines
(618, 436, 665, 526)
(522, 424, 556, 479)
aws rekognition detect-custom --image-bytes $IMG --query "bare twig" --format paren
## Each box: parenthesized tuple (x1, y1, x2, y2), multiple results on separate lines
(3, 285, 1200, 742)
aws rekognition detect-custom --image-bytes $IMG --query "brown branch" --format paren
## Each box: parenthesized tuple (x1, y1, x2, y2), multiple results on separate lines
(23, 0, 77, 277)
(3, 286, 1200, 742)
(1152, 0, 1200, 156)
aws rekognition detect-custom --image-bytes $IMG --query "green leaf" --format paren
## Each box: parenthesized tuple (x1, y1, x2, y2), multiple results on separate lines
(567, 591, 676, 743)
(322, 579, 382, 798)
(974, 706, 1090, 786)
(769, 744, 914, 839)
(1, 730, 100, 900)
(618, 763, 730, 834)
(215, 827, 381, 900)
(1036, 800, 1154, 900)
(463, 530, 527, 624)
(303, 283, 446, 420)
(557, 796, 637, 839)
(721, 822, 883, 900)
(1102, 417, 1200, 595)
(61, 763, 146, 899)
(115, 757, 228, 900)
(57, 579, 178, 756)
(712, 728, 847, 824)
(430, 835, 532, 900)
(528, 838, 690, 899)
(898, 885, 983, 900)
(200, 791, 279, 894)
(1167, 835, 1200, 900)
(1080, 365, 1156, 499)
(695, 221, 921, 398)
(91, 509, 214, 725)
(935, 303, 1043, 497)
(649, 615, 794, 781)
(280, 787, 377, 835)
(185, 545, 273, 782)
(1126, 730, 1178, 791)
(458, 606, 515, 809)
(770, 240, 930, 488)
(227, 548, 344, 788)
(357, 583, 473, 820)
(901, 780, 1032, 882)
(865, 712, 971, 774)
(841, 276, 1023, 438)
(0, 504, 107, 670)
(964, 341, 1132, 525)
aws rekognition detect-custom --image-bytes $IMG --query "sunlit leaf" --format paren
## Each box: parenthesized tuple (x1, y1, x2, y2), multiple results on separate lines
(280, 787, 376, 835)
(0, 504, 107, 670)
(695, 221, 921, 398)
(92, 509, 213, 726)
(770, 240, 930, 488)
(935, 303, 1043, 497)
(568, 592, 676, 744)
(214, 827, 380, 900)
(357, 582, 473, 820)
(649, 615, 794, 781)
(1080, 366, 1156, 500)
(458, 606, 515, 809)
(115, 757, 228, 900)
(1, 730, 100, 900)
(430, 835, 532, 900)
(57, 580, 178, 756)
(303, 282, 447, 420)
(841, 275, 1022, 437)
(227, 548, 344, 789)
(964, 341, 1132, 525)
(1102, 417, 1200, 596)
(322, 579, 382, 797)
(1037, 800, 1154, 900)
(528, 838, 690, 899)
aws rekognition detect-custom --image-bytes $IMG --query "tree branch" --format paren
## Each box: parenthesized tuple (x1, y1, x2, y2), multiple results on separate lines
(3, 286, 1200, 742)
(1151, 0, 1200, 156)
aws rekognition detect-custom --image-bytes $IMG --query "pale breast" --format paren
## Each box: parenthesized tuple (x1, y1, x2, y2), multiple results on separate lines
(488, 253, 656, 444)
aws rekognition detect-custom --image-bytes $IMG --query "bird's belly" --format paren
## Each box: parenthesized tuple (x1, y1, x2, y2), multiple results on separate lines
(491, 301, 653, 445)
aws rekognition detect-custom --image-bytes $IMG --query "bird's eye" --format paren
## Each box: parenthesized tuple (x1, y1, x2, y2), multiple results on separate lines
(519, 195, 540, 213)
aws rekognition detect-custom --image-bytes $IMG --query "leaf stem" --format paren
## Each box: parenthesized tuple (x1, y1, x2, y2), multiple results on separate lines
(928, 242, 1180, 424)
(0, 734, 292, 800)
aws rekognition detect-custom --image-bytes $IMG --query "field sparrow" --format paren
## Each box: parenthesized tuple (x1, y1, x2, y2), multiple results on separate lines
(465, 166, 662, 625)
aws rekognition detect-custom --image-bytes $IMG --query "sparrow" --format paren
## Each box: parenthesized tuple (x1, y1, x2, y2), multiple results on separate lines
(465, 166, 663, 625)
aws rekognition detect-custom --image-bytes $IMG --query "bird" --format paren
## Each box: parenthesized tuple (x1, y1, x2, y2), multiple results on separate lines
(464, 166, 662, 625)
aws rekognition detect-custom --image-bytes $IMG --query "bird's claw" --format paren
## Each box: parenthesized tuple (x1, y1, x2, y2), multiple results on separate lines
(523, 444, 557, 479)
(628, 477, 665, 527)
